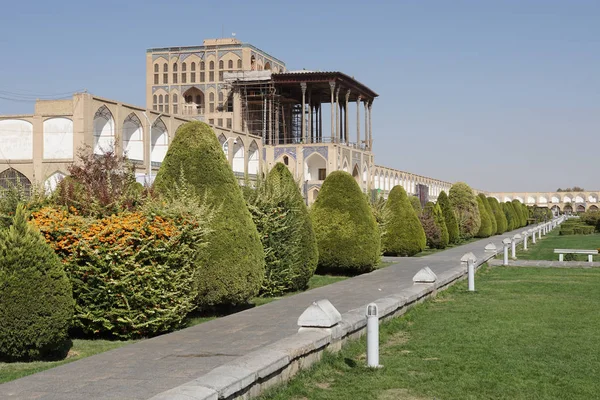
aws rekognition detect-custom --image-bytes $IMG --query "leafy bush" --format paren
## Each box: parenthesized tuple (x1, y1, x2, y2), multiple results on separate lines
(244, 163, 318, 296)
(487, 197, 507, 234)
(154, 121, 265, 308)
(503, 202, 516, 231)
(54, 147, 143, 217)
(382, 186, 426, 256)
(421, 202, 448, 249)
(448, 182, 481, 240)
(479, 194, 497, 234)
(32, 202, 210, 339)
(409, 196, 422, 216)
(580, 210, 600, 231)
(475, 196, 493, 238)
(311, 171, 380, 272)
(512, 200, 526, 228)
(0, 205, 74, 361)
(438, 191, 459, 243)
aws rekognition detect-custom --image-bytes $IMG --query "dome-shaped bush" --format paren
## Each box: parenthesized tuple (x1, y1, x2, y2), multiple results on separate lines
(382, 186, 426, 256)
(245, 163, 318, 295)
(154, 121, 265, 307)
(311, 171, 380, 272)
(449, 182, 481, 239)
(479, 194, 497, 235)
(438, 191, 459, 244)
(487, 197, 507, 234)
(475, 196, 493, 238)
(0, 205, 74, 361)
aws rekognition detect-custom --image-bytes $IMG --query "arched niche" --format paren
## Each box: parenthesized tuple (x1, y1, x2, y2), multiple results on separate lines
(43, 117, 73, 159)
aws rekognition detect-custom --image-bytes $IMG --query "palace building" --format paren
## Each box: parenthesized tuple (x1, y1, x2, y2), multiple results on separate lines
(0, 38, 452, 203)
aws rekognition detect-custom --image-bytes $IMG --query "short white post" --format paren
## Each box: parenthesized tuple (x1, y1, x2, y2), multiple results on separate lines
(366, 303, 380, 368)
(522, 231, 528, 250)
(467, 259, 475, 292)
(532, 229, 537, 244)
(538, 227, 542, 240)
(502, 238, 511, 265)
(511, 239, 516, 259)
(559, 253, 564, 262)
(588, 254, 593, 263)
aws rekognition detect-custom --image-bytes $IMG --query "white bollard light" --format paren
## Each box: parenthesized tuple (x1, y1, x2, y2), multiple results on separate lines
(531, 229, 536, 244)
(522, 231, 529, 250)
(366, 303, 381, 368)
(468, 258, 475, 292)
(502, 238, 511, 265)
(538, 227, 542, 240)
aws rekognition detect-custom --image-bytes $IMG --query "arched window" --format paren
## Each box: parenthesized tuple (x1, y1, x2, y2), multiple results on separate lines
(173, 63, 178, 72)
(209, 61, 214, 70)
(153, 95, 157, 104)
(191, 62, 196, 71)
(200, 61, 205, 70)
(283, 155, 289, 165)
(173, 94, 178, 103)
(0, 168, 32, 194)
(158, 94, 163, 103)
(165, 95, 169, 104)
(190, 62, 196, 82)
(154, 64, 159, 72)
(195, 95, 202, 105)
(219, 60, 224, 69)
(163, 64, 168, 72)
(209, 92, 215, 101)
(237, 59, 242, 69)
(218, 92, 224, 102)
(182, 62, 187, 72)
(228, 60, 233, 69)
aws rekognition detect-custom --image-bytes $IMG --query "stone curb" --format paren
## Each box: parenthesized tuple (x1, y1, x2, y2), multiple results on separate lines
(149, 258, 482, 400)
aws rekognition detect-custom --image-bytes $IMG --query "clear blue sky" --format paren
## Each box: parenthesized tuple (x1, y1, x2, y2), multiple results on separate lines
(1, 0, 598, 192)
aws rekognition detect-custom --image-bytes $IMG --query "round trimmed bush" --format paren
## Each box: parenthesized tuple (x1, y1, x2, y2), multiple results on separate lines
(154, 121, 265, 307)
(487, 197, 507, 234)
(449, 182, 481, 240)
(382, 186, 426, 256)
(475, 196, 493, 238)
(245, 163, 318, 295)
(479, 194, 497, 235)
(311, 171, 380, 272)
(438, 191, 459, 244)
(0, 205, 74, 361)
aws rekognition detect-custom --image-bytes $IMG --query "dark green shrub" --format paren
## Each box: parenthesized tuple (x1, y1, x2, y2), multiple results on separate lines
(409, 196, 422, 216)
(311, 171, 380, 272)
(475, 196, 493, 238)
(154, 121, 265, 307)
(448, 182, 481, 240)
(512, 200, 526, 228)
(382, 186, 426, 256)
(559, 229, 574, 236)
(487, 197, 507, 234)
(0, 205, 74, 361)
(521, 203, 529, 226)
(244, 163, 318, 296)
(421, 202, 448, 249)
(438, 191, 459, 244)
(503, 202, 516, 231)
(479, 194, 497, 234)
(580, 210, 600, 231)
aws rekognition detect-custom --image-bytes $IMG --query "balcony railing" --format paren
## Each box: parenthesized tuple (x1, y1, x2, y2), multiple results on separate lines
(181, 103, 204, 116)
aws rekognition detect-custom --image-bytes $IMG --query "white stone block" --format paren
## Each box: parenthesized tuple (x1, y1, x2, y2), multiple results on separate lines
(460, 252, 477, 264)
(297, 299, 341, 328)
(502, 238, 512, 245)
(513, 234, 522, 241)
(484, 242, 497, 253)
(412, 266, 437, 283)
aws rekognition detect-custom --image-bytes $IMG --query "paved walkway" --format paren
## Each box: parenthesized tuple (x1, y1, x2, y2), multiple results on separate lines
(0, 227, 528, 400)
(488, 259, 600, 268)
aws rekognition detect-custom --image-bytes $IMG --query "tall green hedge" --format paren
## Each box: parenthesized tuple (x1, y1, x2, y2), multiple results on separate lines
(154, 121, 265, 307)
(521, 203, 530, 226)
(511, 200, 525, 228)
(311, 171, 380, 272)
(487, 197, 507, 234)
(449, 182, 481, 240)
(382, 186, 426, 256)
(479, 194, 497, 235)
(503, 202, 516, 231)
(409, 196, 422, 216)
(244, 163, 318, 295)
(437, 191, 459, 244)
(475, 196, 493, 238)
(0, 205, 74, 361)
(421, 201, 449, 249)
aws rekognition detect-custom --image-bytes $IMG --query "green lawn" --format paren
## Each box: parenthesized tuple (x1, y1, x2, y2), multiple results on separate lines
(0, 260, 395, 384)
(516, 230, 600, 261)
(260, 266, 600, 400)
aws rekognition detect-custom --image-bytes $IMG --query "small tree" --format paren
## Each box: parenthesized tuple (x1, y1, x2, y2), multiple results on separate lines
(438, 191, 459, 243)
(0, 205, 74, 361)
(449, 182, 481, 240)
(475, 196, 493, 238)
(382, 186, 426, 256)
(154, 121, 265, 308)
(311, 171, 380, 273)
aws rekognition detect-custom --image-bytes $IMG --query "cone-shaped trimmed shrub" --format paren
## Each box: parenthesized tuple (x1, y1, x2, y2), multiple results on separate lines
(449, 182, 481, 240)
(479, 194, 497, 235)
(521, 203, 530, 226)
(438, 191, 459, 243)
(421, 202, 448, 249)
(488, 197, 507, 234)
(154, 121, 265, 307)
(503, 202, 516, 231)
(244, 163, 318, 295)
(0, 205, 74, 361)
(382, 186, 426, 256)
(475, 196, 493, 238)
(410, 196, 422, 216)
(511, 200, 525, 228)
(311, 171, 380, 272)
